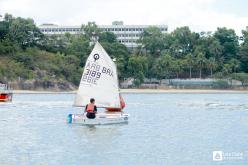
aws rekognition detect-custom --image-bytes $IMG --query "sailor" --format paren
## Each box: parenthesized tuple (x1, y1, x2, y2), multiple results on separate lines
(85, 98, 97, 119)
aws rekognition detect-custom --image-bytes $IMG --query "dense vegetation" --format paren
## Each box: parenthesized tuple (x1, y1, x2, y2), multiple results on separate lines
(0, 14, 129, 88)
(0, 13, 248, 89)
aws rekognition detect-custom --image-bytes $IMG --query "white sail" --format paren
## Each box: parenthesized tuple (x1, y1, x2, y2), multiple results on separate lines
(74, 42, 121, 108)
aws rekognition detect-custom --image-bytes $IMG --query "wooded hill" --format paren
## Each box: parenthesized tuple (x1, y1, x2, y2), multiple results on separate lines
(0, 14, 248, 89)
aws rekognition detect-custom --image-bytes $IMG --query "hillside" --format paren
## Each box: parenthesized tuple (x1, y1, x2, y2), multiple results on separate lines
(0, 14, 248, 90)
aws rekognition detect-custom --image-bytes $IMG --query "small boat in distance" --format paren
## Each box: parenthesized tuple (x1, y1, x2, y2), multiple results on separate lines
(0, 83, 13, 102)
(68, 42, 129, 125)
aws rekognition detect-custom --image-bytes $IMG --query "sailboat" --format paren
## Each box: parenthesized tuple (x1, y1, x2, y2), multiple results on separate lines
(0, 83, 12, 102)
(68, 42, 129, 125)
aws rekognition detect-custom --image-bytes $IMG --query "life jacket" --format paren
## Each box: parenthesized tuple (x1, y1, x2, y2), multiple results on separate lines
(86, 103, 95, 113)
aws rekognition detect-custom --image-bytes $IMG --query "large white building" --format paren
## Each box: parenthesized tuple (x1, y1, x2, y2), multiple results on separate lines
(38, 21, 168, 48)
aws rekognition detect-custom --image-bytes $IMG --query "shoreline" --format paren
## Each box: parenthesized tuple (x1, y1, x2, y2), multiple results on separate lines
(12, 90, 76, 94)
(12, 89, 248, 94)
(121, 89, 248, 94)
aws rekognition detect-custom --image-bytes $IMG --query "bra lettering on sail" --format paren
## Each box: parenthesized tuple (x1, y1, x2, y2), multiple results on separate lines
(74, 42, 121, 108)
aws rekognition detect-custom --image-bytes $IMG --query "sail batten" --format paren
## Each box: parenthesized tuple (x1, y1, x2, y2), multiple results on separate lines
(74, 42, 121, 108)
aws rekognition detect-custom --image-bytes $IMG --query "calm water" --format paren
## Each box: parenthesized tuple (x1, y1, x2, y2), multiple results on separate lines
(0, 93, 248, 165)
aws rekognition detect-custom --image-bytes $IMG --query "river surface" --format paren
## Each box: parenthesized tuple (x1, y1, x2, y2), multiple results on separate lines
(0, 93, 248, 165)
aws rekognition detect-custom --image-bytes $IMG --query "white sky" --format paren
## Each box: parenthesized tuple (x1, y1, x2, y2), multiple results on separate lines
(0, 0, 248, 35)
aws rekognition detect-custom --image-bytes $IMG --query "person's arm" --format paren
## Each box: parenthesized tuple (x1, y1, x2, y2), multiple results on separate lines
(85, 105, 88, 112)
(94, 106, 97, 113)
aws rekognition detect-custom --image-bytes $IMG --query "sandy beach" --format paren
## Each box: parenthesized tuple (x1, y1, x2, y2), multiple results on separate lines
(12, 89, 248, 94)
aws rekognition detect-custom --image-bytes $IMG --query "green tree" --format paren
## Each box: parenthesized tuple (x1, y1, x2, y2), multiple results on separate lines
(172, 59, 184, 78)
(66, 35, 90, 66)
(185, 53, 195, 79)
(231, 73, 248, 86)
(127, 56, 148, 85)
(99, 32, 117, 43)
(81, 22, 101, 40)
(206, 57, 217, 77)
(42, 34, 67, 53)
(0, 20, 9, 39)
(196, 52, 206, 78)
(138, 26, 164, 55)
(170, 26, 199, 57)
(214, 27, 239, 62)
(239, 29, 248, 72)
(239, 44, 248, 72)
(0, 39, 20, 55)
(152, 54, 173, 82)
(64, 32, 72, 43)
(7, 17, 44, 48)
(228, 58, 240, 73)
(222, 64, 232, 75)
(208, 39, 223, 61)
